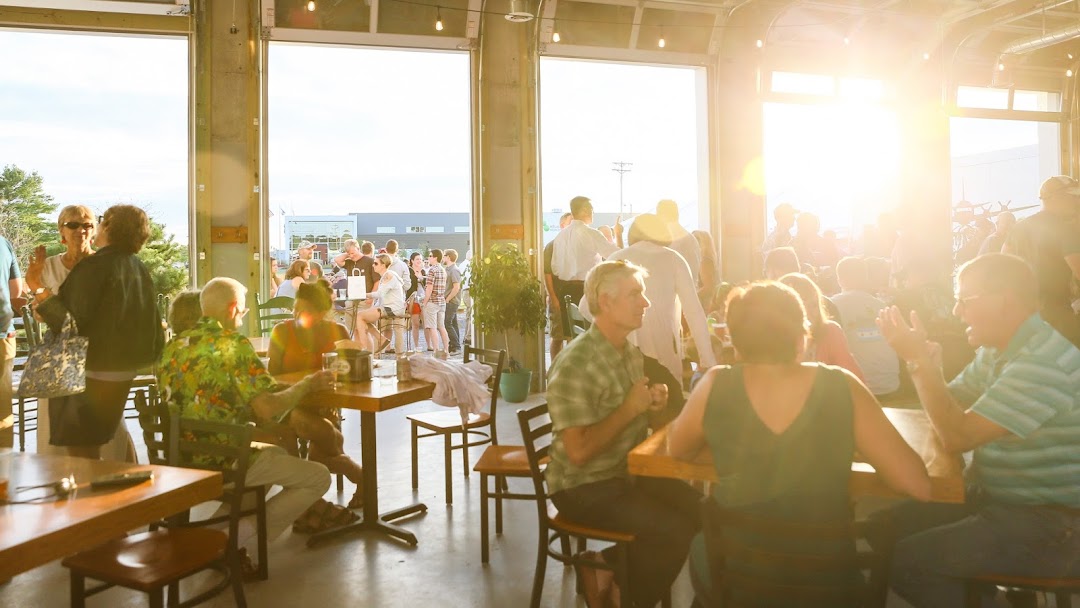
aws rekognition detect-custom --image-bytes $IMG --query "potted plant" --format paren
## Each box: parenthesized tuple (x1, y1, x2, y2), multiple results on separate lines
(467, 242, 546, 402)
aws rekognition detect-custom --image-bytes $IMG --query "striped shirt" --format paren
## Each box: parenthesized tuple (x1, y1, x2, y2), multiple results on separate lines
(545, 324, 647, 494)
(948, 314, 1080, 506)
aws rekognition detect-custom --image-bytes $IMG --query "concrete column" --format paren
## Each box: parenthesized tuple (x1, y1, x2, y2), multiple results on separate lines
(475, 14, 544, 380)
(715, 55, 766, 282)
(191, 0, 262, 298)
(896, 73, 953, 271)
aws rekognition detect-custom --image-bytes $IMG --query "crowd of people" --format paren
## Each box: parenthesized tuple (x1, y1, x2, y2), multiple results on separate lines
(271, 238, 469, 356)
(4, 175, 1080, 606)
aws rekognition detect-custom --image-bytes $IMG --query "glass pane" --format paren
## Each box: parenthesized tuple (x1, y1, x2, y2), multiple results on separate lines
(956, 86, 1009, 110)
(1013, 90, 1061, 112)
(771, 71, 835, 96)
(839, 78, 884, 101)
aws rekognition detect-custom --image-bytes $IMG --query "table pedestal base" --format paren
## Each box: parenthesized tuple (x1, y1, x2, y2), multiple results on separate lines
(306, 501, 427, 547)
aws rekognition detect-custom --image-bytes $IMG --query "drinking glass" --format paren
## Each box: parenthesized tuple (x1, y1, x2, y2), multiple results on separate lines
(323, 352, 342, 390)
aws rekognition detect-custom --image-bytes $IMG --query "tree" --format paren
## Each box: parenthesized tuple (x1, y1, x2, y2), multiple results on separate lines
(138, 219, 189, 301)
(0, 165, 58, 262)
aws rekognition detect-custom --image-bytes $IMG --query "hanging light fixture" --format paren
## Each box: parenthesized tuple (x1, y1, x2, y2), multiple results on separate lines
(658, 26, 666, 48)
(755, 39, 763, 48)
(552, 20, 560, 43)
(1069, 69, 1075, 77)
(505, 0, 535, 23)
(306, 0, 315, 11)
(436, 7, 443, 31)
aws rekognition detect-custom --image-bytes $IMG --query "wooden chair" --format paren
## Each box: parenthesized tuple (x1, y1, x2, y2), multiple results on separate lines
(699, 497, 890, 608)
(964, 573, 1080, 607)
(133, 388, 269, 581)
(62, 414, 254, 608)
(408, 346, 506, 504)
(517, 402, 670, 608)
(254, 293, 294, 337)
(563, 295, 589, 338)
(473, 439, 537, 563)
(15, 305, 40, 452)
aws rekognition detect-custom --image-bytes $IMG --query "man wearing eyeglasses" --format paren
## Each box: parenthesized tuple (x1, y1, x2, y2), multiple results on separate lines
(875, 253, 1080, 608)
(0, 234, 23, 448)
(1002, 175, 1080, 348)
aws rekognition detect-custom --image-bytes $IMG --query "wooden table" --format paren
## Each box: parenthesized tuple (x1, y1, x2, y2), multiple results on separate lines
(0, 452, 222, 580)
(249, 335, 270, 357)
(274, 371, 435, 546)
(628, 408, 965, 503)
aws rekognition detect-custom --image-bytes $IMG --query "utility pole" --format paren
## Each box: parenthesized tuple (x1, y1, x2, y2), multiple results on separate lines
(612, 161, 633, 216)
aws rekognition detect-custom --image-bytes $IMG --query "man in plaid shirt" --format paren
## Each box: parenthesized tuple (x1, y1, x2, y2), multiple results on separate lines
(422, 249, 450, 352)
(546, 260, 701, 608)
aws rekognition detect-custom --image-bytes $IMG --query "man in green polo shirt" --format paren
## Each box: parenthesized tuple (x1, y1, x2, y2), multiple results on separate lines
(877, 253, 1080, 607)
(546, 260, 701, 608)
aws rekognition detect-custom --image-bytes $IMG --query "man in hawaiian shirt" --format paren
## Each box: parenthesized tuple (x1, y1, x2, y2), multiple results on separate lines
(157, 277, 332, 564)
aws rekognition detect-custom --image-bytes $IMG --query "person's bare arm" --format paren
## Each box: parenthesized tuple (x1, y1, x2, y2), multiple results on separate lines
(267, 325, 285, 375)
(561, 377, 655, 466)
(846, 372, 932, 501)
(249, 371, 332, 422)
(666, 367, 715, 460)
(877, 306, 1010, 453)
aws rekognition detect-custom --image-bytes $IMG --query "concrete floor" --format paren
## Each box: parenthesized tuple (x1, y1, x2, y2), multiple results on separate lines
(1, 391, 698, 608)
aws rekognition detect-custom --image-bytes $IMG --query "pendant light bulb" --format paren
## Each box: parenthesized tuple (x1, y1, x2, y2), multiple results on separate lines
(755, 39, 763, 48)
(435, 8, 443, 31)
(658, 28, 666, 48)
(306, 0, 315, 11)
(1069, 69, 1075, 78)
(998, 62, 1006, 71)
(552, 30, 561, 43)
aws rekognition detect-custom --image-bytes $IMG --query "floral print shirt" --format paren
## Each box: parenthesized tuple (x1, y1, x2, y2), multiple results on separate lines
(157, 317, 275, 464)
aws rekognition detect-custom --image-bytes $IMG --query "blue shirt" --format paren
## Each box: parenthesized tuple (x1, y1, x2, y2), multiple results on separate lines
(0, 237, 22, 334)
(949, 314, 1080, 506)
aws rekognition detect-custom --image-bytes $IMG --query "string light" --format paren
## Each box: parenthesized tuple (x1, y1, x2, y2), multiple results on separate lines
(1070, 53, 1075, 60)
(306, 0, 315, 11)
(552, 19, 560, 42)
(843, 36, 850, 45)
(755, 39, 763, 48)
(922, 52, 930, 60)
(1069, 69, 1074, 77)
(997, 62, 1006, 71)
(658, 27, 666, 48)
(552, 30, 560, 42)
(435, 7, 443, 30)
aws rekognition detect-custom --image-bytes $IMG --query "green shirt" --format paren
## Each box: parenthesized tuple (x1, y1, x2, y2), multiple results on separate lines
(948, 314, 1080, 506)
(545, 324, 647, 494)
(157, 317, 276, 465)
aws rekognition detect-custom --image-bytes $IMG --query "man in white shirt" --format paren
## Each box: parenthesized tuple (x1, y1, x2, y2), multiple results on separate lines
(550, 196, 620, 335)
(656, 200, 701, 286)
(832, 256, 900, 397)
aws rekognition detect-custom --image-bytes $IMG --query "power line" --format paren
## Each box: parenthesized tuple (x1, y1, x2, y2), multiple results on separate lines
(612, 161, 633, 216)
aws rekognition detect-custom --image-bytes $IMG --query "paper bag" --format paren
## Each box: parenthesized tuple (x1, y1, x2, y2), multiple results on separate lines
(347, 268, 366, 300)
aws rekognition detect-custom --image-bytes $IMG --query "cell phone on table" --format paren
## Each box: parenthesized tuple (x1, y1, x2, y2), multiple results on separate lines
(90, 470, 154, 489)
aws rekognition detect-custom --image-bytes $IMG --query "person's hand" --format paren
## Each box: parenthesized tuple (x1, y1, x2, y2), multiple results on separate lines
(876, 306, 932, 362)
(626, 377, 653, 415)
(25, 245, 46, 291)
(613, 220, 624, 237)
(648, 382, 668, 412)
(307, 370, 335, 393)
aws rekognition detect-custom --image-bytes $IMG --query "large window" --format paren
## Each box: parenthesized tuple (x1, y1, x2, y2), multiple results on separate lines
(763, 98, 901, 241)
(0, 30, 189, 244)
(539, 58, 708, 242)
(267, 44, 472, 259)
(950, 117, 1060, 215)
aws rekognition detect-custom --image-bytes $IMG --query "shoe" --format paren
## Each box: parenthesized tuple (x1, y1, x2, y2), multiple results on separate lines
(236, 547, 260, 582)
(448, 348, 461, 356)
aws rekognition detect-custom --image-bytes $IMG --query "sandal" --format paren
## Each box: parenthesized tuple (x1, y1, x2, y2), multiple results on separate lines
(347, 490, 364, 510)
(292, 499, 360, 534)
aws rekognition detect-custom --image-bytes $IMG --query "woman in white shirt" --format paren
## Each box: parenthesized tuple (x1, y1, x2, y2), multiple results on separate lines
(355, 253, 405, 353)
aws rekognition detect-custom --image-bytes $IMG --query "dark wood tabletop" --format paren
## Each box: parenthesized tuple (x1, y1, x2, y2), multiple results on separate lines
(273, 370, 434, 413)
(0, 452, 222, 580)
(628, 407, 965, 503)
